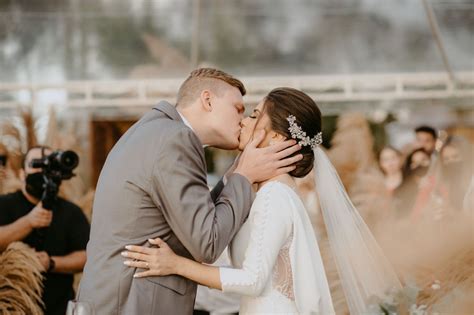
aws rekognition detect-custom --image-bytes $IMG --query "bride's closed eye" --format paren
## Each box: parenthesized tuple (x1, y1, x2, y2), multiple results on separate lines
(249, 109, 261, 119)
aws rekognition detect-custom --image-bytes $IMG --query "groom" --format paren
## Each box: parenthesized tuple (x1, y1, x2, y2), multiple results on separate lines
(73, 68, 302, 314)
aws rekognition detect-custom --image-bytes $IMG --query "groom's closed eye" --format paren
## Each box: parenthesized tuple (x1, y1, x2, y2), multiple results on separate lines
(236, 103, 245, 114)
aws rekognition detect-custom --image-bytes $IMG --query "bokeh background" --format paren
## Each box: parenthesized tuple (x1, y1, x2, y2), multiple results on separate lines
(0, 1, 473, 314)
(1, 0, 473, 80)
(0, 0, 472, 184)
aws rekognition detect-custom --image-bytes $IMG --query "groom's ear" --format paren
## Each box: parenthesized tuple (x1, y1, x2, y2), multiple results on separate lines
(199, 90, 213, 112)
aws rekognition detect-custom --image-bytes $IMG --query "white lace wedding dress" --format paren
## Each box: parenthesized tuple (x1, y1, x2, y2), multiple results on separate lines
(219, 181, 335, 314)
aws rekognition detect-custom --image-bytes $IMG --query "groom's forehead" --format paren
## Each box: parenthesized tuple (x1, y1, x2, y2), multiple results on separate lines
(219, 87, 244, 104)
(219, 83, 244, 98)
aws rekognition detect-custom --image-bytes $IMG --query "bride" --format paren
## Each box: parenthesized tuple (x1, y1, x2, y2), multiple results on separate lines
(122, 87, 401, 314)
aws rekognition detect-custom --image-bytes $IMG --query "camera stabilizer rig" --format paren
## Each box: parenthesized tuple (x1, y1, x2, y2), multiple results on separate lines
(30, 150, 79, 250)
(30, 150, 79, 210)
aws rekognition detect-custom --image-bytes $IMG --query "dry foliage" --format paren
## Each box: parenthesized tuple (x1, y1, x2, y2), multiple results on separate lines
(20, 107, 37, 149)
(129, 33, 189, 78)
(327, 112, 376, 190)
(0, 120, 23, 175)
(0, 242, 44, 315)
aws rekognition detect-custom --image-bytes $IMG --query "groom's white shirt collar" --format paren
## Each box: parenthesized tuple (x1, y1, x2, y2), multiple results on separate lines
(177, 111, 194, 131)
(177, 110, 208, 148)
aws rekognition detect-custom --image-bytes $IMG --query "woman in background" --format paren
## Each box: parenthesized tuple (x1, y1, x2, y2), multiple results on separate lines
(440, 135, 473, 211)
(378, 146, 404, 195)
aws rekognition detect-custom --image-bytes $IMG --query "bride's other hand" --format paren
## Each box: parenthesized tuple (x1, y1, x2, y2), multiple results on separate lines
(122, 237, 179, 278)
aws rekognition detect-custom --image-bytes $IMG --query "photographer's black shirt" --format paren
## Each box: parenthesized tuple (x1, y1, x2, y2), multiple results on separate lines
(0, 190, 90, 315)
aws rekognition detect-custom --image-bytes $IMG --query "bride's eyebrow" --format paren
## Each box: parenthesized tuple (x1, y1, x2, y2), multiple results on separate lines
(253, 109, 261, 115)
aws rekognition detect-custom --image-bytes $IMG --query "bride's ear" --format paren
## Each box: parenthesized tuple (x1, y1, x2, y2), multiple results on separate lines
(270, 132, 286, 143)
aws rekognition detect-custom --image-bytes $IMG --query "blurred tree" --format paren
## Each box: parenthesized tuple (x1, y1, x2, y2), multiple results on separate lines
(0, 0, 472, 82)
(94, 1, 153, 78)
(0, 0, 63, 80)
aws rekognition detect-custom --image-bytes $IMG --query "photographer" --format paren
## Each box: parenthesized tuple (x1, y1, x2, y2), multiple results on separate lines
(0, 146, 90, 315)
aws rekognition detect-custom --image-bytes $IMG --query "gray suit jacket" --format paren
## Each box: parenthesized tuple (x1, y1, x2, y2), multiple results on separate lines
(76, 101, 253, 314)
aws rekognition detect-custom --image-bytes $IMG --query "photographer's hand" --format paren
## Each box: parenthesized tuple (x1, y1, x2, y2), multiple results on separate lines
(0, 202, 53, 251)
(36, 251, 51, 271)
(26, 202, 53, 228)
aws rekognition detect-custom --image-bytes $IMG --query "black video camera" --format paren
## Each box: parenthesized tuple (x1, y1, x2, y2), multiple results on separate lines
(29, 150, 79, 251)
(30, 150, 79, 210)
(31, 150, 79, 180)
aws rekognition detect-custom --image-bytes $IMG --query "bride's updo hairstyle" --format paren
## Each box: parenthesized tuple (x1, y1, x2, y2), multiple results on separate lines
(263, 87, 322, 178)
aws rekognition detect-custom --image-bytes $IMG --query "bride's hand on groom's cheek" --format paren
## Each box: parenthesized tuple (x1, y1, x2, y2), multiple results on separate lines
(121, 237, 178, 278)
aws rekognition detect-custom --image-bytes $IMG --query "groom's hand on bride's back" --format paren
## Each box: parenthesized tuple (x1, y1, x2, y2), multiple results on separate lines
(234, 130, 302, 184)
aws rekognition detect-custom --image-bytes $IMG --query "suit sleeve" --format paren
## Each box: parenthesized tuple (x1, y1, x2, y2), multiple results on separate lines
(149, 127, 253, 263)
(210, 179, 225, 202)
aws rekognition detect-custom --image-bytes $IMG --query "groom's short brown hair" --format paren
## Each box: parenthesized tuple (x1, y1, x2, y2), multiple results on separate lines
(176, 68, 246, 107)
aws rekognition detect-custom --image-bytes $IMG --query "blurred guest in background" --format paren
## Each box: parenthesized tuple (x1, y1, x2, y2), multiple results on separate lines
(415, 125, 438, 156)
(378, 146, 404, 196)
(394, 148, 432, 218)
(463, 176, 474, 214)
(440, 135, 473, 211)
(403, 147, 450, 222)
(403, 148, 431, 176)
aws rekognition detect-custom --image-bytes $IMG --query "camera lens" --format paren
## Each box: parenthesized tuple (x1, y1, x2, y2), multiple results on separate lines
(59, 151, 79, 170)
(30, 159, 45, 169)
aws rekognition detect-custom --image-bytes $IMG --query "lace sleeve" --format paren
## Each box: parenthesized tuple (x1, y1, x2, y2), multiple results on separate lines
(219, 183, 292, 297)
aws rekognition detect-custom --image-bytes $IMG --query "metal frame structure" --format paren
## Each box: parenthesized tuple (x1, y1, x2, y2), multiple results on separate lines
(0, 72, 472, 114)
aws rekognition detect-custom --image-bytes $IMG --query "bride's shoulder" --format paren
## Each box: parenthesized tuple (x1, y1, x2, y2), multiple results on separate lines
(258, 180, 296, 195)
(245, 182, 294, 237)
(253, 181, 297, 211)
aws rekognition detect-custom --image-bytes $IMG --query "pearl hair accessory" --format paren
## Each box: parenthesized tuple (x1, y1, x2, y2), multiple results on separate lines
(287, 115, 322, 149)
